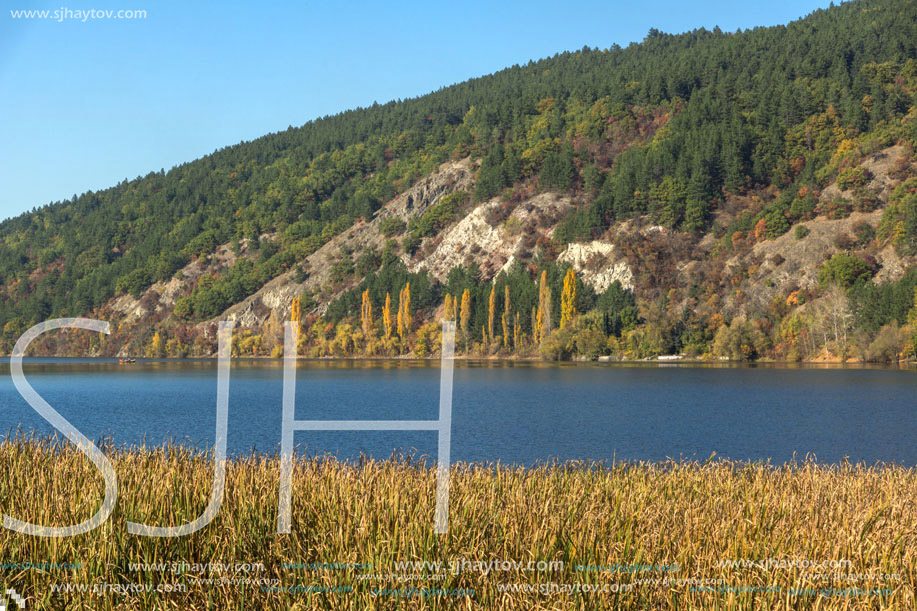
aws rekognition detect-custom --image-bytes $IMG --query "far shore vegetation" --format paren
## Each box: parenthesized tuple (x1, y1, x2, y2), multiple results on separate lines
(11, 261, 917, 365)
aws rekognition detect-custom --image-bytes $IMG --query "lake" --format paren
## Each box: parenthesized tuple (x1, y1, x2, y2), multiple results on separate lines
(1, 359, 915, 466)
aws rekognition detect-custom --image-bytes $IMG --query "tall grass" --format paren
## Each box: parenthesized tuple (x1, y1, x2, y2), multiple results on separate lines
(0, 436, 914, 610)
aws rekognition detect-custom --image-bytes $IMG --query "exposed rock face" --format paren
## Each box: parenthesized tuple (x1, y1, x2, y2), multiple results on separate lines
(706, 144, 915, 318)
(157, 277, 185, 307)
(874, 244, 917, 284)
(740, 211, 878, 285)
(413, 192, 573, 282)
(110, 242, 242, 323)
(818, 144, 905, 205)
(110, 294, 144, 322)
(384, 159, 475, 219)
(214, 158, 475, 326)
(557, 241, 634, 293)
(720, 208, 908, 317)
(412, 201, 504, 281)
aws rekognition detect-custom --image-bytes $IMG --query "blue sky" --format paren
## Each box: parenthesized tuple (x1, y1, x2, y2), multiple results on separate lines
(0, 0, 834, 221)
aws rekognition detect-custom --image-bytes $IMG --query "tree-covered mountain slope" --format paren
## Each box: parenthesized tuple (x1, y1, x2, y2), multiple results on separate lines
(3, 0, 917, 361)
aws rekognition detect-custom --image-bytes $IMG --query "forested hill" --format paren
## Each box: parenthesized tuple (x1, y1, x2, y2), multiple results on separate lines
(3, 0, 917, 361)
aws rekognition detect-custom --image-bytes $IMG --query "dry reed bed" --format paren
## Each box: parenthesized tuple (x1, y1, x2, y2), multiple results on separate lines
(0, 437, 914, 609)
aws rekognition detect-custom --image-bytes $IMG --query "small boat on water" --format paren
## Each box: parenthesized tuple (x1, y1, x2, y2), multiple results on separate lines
(118, 358, 137, 364)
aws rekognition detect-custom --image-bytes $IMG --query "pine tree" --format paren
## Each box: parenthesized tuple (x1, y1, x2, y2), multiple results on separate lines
(560, 268, 578, 328)
(382, 292, 393, 339)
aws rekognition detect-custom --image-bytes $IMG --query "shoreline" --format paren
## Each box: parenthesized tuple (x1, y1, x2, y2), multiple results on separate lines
(5, 354, 916, 368)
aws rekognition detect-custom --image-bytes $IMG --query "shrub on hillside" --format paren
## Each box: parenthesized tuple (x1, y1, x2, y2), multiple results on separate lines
(837, 166, 873, 191)
(852, 220, 876, 246)
(817, 253, 875, 288)
(379, 217, 406, 237)
(834, 233, 856, 250)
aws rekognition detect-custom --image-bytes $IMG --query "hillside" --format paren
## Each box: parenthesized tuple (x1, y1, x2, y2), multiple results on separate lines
(3, 0, 917, 361)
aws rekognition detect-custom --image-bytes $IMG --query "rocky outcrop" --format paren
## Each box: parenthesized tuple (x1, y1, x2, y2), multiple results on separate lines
(818, 144, 905, 205)
(557, 241, 634, 293)
(412, 192, 573, 282)
(214, 158, 475, 325)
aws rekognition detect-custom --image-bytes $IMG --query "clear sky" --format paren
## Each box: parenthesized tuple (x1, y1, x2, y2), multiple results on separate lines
(0, 0, 834, 221)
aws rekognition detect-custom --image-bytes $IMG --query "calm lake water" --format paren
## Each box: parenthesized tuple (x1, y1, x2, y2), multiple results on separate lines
(0, 359, 915, 466)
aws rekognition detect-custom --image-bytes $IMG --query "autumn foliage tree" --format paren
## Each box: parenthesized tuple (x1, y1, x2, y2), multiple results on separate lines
(536, 271, 552, 344)
(290, 295, 302, 328)
(560, 268, 578, 328)
(397, 282, 411, 345)
(487, 284, 496, 346)
(513, 312, 520, 352)
(460, 288, 471, 351)
(148, 331, 163, 358)
(502, 285, 510, 349)
(382, 293, 393, 339)
(360, 289, 373, 336)
(290, 295, 304, 355)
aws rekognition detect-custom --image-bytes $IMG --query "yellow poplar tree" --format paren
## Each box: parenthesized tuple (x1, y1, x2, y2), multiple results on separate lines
(382, 293, 393, 339)
(266, 309, 283, 354)
(460, 289, 471, 349)
(543, 287, 552, 337)
(150, 331, 163, 358)
(360, 289, 373, 336)
(397, 283, 412, 345)
(487, 285, 496, 345)
(531, 306, 537, 344)
(289, 295, 303, 356)
(501, 310, 509, 350)
(560, 268, 578, 328)
(514, 312, 520, 353)
(536, 270, 551, 343)
(443, 294, 454, 321)
(290, 295, 302, 328)
(396, 300, 405, 344)
(502, 286, 511, 348)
